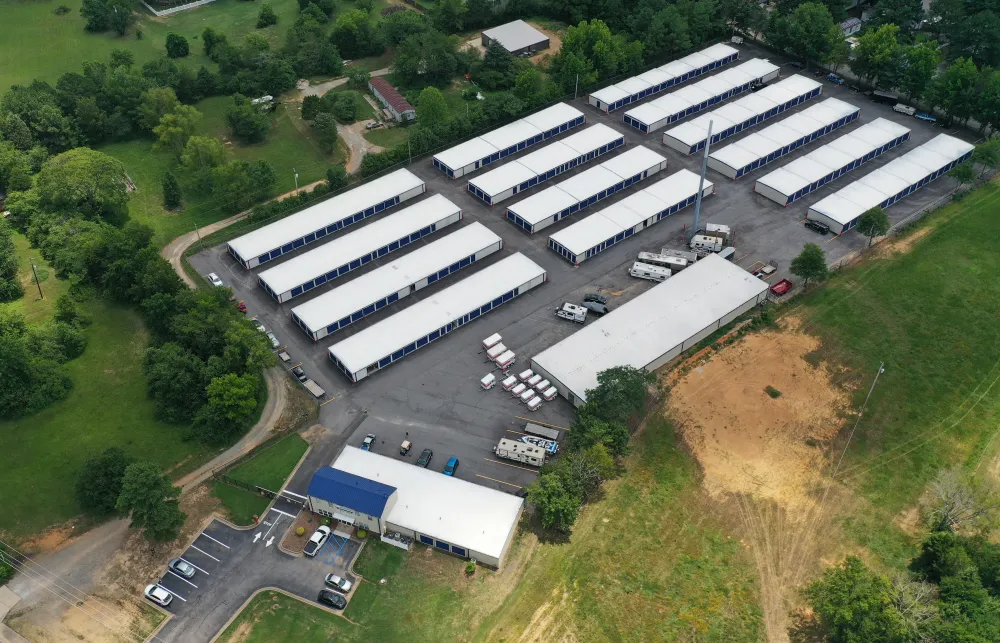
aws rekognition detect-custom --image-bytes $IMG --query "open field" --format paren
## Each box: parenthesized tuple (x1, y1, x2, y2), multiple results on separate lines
(226, 434, 308, 490)
(211, 482, 273, 525)
(363, 125, 409, 148)
(5, 232, 70, 325)
(216, 591, 353, 642)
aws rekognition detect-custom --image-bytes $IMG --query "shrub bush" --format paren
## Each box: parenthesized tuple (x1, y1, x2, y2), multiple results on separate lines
(357, 528, 367, 538)
(465, 561, 476, 575)
(296, 526, 305, 536)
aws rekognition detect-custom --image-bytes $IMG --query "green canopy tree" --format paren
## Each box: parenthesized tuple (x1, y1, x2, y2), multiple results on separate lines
(790, 242, 828, 289)
(805, 556, 908, 643)
(930, 57, 981, 126)
(585, 365, 657, 424)
(137, 87, 180, 131)
(768, 3, 839, 67)
(257, 3, 278, 28)
(193, 372, 260, 444)
(0, 221, 23, 303)
(35, 148, 130, 225)
(116, 461, 186, 542)
(75, 447, 135, 517)
(948, 161, 975, 186)
(313, 113, 340, 153)
(972, 139, 1000, 178)
(527, 473, 581, 533)
(857, 207, 890, 247)
(161, 170, 182, 210)
(850, 24, 902, 89)
(899, 40, 941, 102)
(165, 33, 189, 58)
(416, 87, 449, 128)
(152, 105, 202, 160)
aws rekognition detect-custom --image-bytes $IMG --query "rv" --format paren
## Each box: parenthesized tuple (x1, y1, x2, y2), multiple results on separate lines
(660, 248, 699, 263)
(556, 302, 588, 323)
(705, 223, 732, 243)
(690, 234, 724, 252)
(638, 251, 688, 272)
(629, 261, 671, 282)
(494, 438, 546, 466)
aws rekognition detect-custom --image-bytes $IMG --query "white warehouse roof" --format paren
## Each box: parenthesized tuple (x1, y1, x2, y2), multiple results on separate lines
(329, 253, 545, 375)
(599, 145, 667, 178)
(560, 123, 623, 154)
(532, 254, 767, 403)
(591, 43, 739, 105)
(481, 120, 542, 150)
(482, 20, 548, 53)
(257, 194, 459, 295)
(521, 102, 585, 133)
(434, 138, 499, 172)
(290, 223, 501, 335)
(228, 169, 423, 261)
(506, 186, 580, 226)
(333, 446, 523, 562)
(469, 161, 537, 198)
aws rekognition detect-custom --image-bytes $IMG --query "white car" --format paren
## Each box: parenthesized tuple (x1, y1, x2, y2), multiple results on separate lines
(304, 526, 332, 557)
(266, 331, 280, 349)
(207, 273, 224, 287)
(324, 574, 353, 593)
(144, 584, 172, 607)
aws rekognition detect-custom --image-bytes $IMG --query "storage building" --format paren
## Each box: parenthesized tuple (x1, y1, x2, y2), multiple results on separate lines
(227, 169, 425, 269)
(505, 146, 668, 233)
(707, 98, 860, 179)
(588, 43, 739, 113)
(754, 117, 911, 206)
(368, 77, 415, 122)
(662, 74, 823, 155)
(310, 446, 524, 568)
(307, 466, 397, 534)
(531, 254, 768, 406)
(806, 133, 974, 234)
(432, 103, 585, 178)
(290, 223, 502, 341)
(328, 253, 546, 382)
(481, 20, 549, 56)
(257, 194, 461, 303)
(467, 124, 625, 204)
(621, 58, 780, 133)
(547, 169, 713, 264)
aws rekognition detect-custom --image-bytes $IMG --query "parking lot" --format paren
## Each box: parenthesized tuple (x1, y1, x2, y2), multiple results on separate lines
(189, 41, 971, 503)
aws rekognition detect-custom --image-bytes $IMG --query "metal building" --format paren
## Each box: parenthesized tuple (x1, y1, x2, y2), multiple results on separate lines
(481, 20, 549, 55)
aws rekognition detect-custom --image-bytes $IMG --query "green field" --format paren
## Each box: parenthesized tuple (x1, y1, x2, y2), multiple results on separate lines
(226, 434, 308, 491)
(363, 125, 410, 148)
(216, 591, 354, 642)
(5, 233, 70, 325)
(211, 482, 272, 525)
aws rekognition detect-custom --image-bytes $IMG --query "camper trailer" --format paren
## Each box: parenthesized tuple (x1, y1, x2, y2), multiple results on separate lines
(494, 438, 547, 466)
(629, 261, 671, 282)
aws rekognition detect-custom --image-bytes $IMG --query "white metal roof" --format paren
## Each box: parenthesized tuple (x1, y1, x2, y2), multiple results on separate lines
(468, 161, 536, 197)
(228, 169, 424, 261)
(481, 120, 543, 151)
(858, 168, 912, 195)
(333, 447, 523, 561)
(290, 223, 501, 334)
(591, 84, 630, 104)
(625, 102, 669, 126)
(556, 166, 624, 200)
(920, 133, 974, 160)
(559, 123, 624, 155)
(258, 194, 458, 295)
(616, 77, 652, 95)
(433, 138, 498, 171)
(514, 142, 580, 176)
(680, 51, 714, 69)
(658, 59, 694, 78)
(592, 44, 739, 104)
(617, 189, 669, 219)
(521, 102, 584, 133)
(701, 42, 740, 60)
(507, 185, 579, 225)
(482, 19, 548, 52)
(532, 254, 767, 402)
(549, 211, 622, 254)
(640, 168, 706, 206)
(328, 253, 545, 374)
(600, 146, 667, 179)
(636, 68, 672, 87)
(602, 200, 649, 230)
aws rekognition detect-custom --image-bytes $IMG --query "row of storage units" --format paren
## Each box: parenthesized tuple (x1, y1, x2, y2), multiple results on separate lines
(807, 134, 974, 234)
(290, 223, 503, 341)
(588, 43, 739, 113)
(226, 169, 425, 269)
(621, 58, 781, 134)
(257, 195, 461, 303)
(754, 118, 912, 206)
(662, 74, 824, 155)
(504, 146, 669, 234)
(328, 253, 547, 383)
(706, 98, 860, 180)
(547, 169, 713, 265)
(466, 124, 625, 205)
(431, 103, 585, 178)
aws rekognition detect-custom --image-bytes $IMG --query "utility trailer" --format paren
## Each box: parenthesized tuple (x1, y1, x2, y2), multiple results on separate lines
(494, 438, 546, 466)
(303, 379, 326, 398)
(525, 422, 560, 440)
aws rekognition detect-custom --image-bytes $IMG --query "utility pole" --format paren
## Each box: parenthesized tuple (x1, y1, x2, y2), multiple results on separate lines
(691, 119, 713, 241)
(407, 139, 412, 165)
(293, 168, 299, 195)
(574, 73, 579, 100)
(194, 222, 200, 240)
(29, 257, 43, 299)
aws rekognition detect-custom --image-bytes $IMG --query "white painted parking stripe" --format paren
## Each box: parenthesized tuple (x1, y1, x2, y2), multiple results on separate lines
(179, 557, 209, 576)
(269, 508, 296, 518)
(167, 570, 199, 588)
(189, 544, 220, 562)
(156, 585, 187, 602)
(262, 514, 285, 540)
(199, 532, 231, 549)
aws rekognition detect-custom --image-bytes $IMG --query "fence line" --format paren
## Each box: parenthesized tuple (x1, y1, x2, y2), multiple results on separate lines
(141, 0, 217, 16)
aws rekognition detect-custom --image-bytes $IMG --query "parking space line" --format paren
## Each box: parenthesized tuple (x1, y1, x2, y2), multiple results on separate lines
(156, 585, 187, 602)
(179, 557, 209, 575)
(288, 362, 303, 369)
(514, 416, 569, 431)
(200, 532, 231, 549)
(167, 570, 199, 588)
(320, 397, 337, 406)
(484, 457, 540, 473)
(826, 233, 843, 243)
(269, 507, 297, 519)
(506, 429, 528, 436)
(476, 474, 523, 489)
(735, 253, 751, 264)
(189, 544, 220, 561)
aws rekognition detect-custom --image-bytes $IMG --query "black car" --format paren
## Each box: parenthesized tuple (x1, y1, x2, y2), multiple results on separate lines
(804, 219, 831, 235)
(318, 589, 347, 610)
(292, 366, 307, 382)
(583, 292, 607, 305)
(581, 301, 609, 316)
(416, 448, 433, 467)
(788, 61, 804, 69)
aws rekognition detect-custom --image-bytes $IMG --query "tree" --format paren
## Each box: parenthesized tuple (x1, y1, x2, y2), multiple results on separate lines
(570, 410, 630, 457)
(152, 105, 202, 159)
(313, 113, 340, 153)
(431, 0, 467, 33)
(211, 160, 277, 212)
(326, 91, 360, 123)
(162, 171, 182, 210)
(357, 0, 374, 11)
(331, 9, 384, 59)
(870, 0, 924, 35)
(948, 162, 975, 186)
(137, 87, 180, 131)
(193, 372, 259, 444)
(35, 148, 130, 225)
(346, 68, 371, 90)
(513, 67, 545, 104)
(921, 468, 1000, 534)
(301, 94, 322, 120)
(165, 33, 190, 59)
(857, 207, 890, 247)
(790, 242, 828, 289)
(972, 138, 1000, 178)
(585, 365, 656, 423)
(115, 461, 186, 542)
(380, 9, 429, 46)
(768, 3, 839, 66)
(550, 20, 643, 88)
(899, 40, 941, 102)
(327, 165, 347, 191)
(181, 136, 227, 191)
(805, 556, 908, 643)
(75, 447, 135, 517)
(202, 26, 227, 56)
(257, 3, 278, 28)
(554, 444, 617, 501)
(109, 48, 134, 70)
(416, 87, 449, 128)
(930, 58, 981, 126)
(226, 94, 271, 143)
(0, 221, 23, 303)
(527, 473, 581, 533)
(850, 24, 902, 89)
(721, 0, 768, 36)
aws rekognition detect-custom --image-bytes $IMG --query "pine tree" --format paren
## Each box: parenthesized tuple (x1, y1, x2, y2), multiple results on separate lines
(162, 171, 182, 210)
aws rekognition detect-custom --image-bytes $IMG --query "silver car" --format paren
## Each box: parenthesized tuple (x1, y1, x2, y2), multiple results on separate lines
(168, 558, 195, 579)
(324, 574, 353, 593)
(144, 584, 172, 607)
(266, 331, 280, 349)
(207, 272, 224, 287)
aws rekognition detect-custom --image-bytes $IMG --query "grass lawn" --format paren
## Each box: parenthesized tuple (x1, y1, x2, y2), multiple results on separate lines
(5, 233, 70, 325)
(795, 183, 1000, 565)
(364, 125, 409, 148)
(216, 591, 355, 642)
(225, 434, 308, 491)
(211, 482, 273, 526)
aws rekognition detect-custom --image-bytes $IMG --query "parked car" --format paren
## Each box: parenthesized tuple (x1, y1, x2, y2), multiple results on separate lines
(317, 589, 347, 609)
(292, 366, 307, 382)
(825, 73, 844, 85)
(914, 112, 937, 123)
(304, 526, 331, 557)
(365, 121, 384, 130)
(144, 584, 172, 607)
(443, 457, 459, 476)
(266, 331, 280, 349)
(581, 301, 609, 316)
(324, 574, 353, 593)
(804, 219, 831, 235)
(251, 319, 266, 333)
(788, 61, 805, 69)
(893, 103, 916, 116)
(416, 448, 433, 467)
(168, 558, 196, 579)
(206, 272, 224, 287)
(361, 433, 376, 451)
(583, 292, 607, 305)
(236, 300, 247, 314)
(770, 279, 793, 297)
(812, 69, 827, 77)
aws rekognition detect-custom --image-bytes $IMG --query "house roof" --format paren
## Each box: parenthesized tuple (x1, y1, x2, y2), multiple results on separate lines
(369, 77, 414, 114)
(307, 466, 396, 516)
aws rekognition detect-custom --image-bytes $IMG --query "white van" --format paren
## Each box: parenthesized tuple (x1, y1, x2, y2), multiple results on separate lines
(629, 261, 671, 282)
(893, 103, 916, 116)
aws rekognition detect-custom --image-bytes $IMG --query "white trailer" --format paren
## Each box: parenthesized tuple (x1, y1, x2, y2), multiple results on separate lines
(494, 438, 546, 466)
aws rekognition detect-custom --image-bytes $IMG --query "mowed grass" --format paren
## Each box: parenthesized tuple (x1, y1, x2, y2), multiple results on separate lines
(216, 591, 354, 642)
(211, 482, 272, 526)
(5, 232, 70, 325)
(364, 125, 410, 148)
(796, 184, 1000, 548)
(226, 434, 308, 491)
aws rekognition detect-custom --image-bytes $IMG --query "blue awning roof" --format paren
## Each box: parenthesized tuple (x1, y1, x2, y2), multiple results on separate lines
(307, 466, 396, 516)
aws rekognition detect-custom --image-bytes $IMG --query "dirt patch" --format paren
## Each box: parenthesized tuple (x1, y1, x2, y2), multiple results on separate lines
(9, 595, 160, 643)
(17, 525, 77, 555)
(515, 586, 576, 643)
(528, 23, 563, 65)
(873, 225, 934, 259)
(281, 511, 320, 553)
